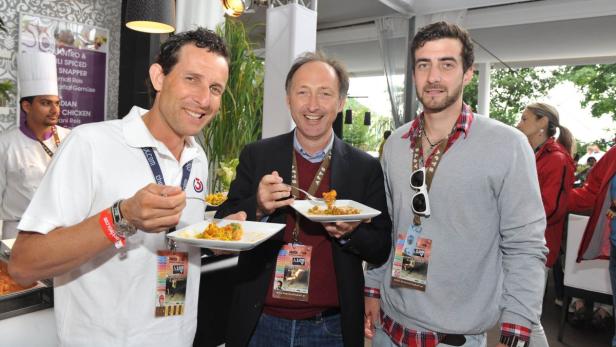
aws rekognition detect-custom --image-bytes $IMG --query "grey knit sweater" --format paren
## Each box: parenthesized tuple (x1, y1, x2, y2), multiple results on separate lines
(365, 114, 548, 334)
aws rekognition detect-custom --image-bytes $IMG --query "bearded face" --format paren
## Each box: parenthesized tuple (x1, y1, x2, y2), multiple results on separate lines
(412, 38, 473, 115)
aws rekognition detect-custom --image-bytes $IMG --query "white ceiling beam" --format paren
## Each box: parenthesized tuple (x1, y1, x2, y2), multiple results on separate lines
(379, 0, 525, 16)
(378, 0, 415, 16)
(464, 0, 616, 29)
(317, 23, 378, 47)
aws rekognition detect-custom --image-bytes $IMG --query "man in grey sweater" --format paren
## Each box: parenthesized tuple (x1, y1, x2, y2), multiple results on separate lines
(364, 22, 548, 347)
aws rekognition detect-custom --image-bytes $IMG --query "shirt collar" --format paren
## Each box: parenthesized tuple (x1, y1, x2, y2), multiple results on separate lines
(293, 129, 334, 163)
(403, 103, 474, 146)
(123, 106, 201, 166)
(20, 120, 53, 141)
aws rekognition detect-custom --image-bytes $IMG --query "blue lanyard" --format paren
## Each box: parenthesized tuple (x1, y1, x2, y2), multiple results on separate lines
(142, 147, 193, 190)
(142, 147, 193, 251)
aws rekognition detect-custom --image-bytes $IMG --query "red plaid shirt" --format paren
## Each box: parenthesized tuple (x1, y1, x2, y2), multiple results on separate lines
(380, 309, 443, 347)
(365, 104, 531, 347)
(402, 103, 474, 166)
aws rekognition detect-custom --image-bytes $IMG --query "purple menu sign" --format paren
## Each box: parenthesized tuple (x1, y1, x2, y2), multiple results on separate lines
(56, 47, 107, 127)
(19, 13, 109, 128)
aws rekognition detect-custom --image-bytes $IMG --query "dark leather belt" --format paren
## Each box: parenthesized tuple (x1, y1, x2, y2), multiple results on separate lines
(440, 334, 466, 346)
(301, 308, 340, 321)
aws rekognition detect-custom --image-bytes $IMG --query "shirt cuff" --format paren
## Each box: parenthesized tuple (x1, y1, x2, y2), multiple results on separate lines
(499, 323, 531, 347)
(364, 287, 381, 298)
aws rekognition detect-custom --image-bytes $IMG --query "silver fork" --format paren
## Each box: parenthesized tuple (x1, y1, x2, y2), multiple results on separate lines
(186, 196, 222, 206)
(283, 184, 324, 204)
(186, 197, 206, 202)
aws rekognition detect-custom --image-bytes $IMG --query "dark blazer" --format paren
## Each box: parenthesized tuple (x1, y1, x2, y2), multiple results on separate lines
(216, 131, 391, 347)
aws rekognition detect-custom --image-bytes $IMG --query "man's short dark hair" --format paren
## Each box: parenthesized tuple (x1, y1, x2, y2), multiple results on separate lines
(285, 51, 349, 99)
(411, 21, 474, 72)
(155, 27, 229, 75)
(19, 96, 35, 112)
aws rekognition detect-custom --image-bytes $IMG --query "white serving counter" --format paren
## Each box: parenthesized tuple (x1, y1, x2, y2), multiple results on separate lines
(564, 214, 612, 294)
(0, 308, 56, 346)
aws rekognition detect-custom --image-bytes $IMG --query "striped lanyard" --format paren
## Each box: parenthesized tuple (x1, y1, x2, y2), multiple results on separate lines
(38, 126, 61, 158)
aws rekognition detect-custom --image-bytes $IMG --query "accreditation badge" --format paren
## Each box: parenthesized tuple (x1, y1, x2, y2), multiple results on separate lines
(391, 224, 432, 291)
(155, 250, 188, 317)
(272, 244, 312, 302)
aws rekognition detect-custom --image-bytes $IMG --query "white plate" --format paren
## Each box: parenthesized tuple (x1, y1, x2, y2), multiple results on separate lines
(168, 219, 284, 251)
(291, 199, 381, 222)
(1, 238, 15, 250)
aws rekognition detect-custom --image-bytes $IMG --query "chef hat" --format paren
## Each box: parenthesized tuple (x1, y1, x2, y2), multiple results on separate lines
(18, 52, 59, 98)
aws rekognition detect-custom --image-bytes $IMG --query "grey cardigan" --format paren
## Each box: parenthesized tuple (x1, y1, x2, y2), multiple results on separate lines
(365, 114, 548, 334)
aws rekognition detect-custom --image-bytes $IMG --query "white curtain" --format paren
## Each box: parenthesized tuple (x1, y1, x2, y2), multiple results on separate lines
(375, 16, 409, 128)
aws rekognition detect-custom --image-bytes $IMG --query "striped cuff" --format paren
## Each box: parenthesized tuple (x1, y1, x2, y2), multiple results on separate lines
(499, 323, 530, 347)
(364, 287, 380, 298)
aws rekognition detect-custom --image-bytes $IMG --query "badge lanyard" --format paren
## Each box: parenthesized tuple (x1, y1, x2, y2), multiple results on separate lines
(271, 149, 329, 302)
(390, 124, 451, 291)
(142, 147, 193, 250)
(290, 149, 332, 244)
(411, 124, 449, 226)
(38, 125, 61, 158)
(402, 123, 449, 263)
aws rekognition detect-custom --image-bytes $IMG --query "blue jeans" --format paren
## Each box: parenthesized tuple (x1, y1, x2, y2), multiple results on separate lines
(248, 312, 343, 347)
(609, 243, 616, 347)
(372, 324, 486, 347)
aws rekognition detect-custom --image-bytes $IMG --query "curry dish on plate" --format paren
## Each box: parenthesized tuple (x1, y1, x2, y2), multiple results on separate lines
(0, 261, 33, 296)
(195, 222, 243, 241)
(307, 189, 360, 215)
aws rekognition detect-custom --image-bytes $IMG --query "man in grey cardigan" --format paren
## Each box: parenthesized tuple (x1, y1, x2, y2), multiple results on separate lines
(364, 22, 548, 347)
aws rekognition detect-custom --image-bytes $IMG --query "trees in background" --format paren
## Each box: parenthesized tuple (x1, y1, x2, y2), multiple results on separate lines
(343, 98, 393, 153)
(463, 67, 559, 126)
(556, 64, 616, 122)
(462, 63, 615, 153)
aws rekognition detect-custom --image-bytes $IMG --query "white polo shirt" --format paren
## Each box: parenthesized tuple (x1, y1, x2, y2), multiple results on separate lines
(19, 106, 208, 347)
(0, 125, 70, 238)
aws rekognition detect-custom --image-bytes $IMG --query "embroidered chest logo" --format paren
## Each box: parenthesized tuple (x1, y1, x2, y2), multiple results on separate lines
(193, 177, 204, 193)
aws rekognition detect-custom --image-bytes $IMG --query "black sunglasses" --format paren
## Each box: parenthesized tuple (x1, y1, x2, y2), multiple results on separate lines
(410, 167, 431, 217)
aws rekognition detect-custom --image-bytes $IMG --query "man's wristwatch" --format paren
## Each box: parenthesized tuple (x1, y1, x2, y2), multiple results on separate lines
(111, 200, 137, 238)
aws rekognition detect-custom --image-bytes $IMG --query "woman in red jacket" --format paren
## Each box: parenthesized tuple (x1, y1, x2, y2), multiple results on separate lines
(517, 102, 575, 347)
(518, 102, 576, 268)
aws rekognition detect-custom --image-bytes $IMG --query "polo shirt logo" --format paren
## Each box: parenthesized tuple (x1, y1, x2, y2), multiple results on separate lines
(193, 177, 203, 193)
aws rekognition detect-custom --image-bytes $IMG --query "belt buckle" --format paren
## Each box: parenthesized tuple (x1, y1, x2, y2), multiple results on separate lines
(440, 334, 466, 346)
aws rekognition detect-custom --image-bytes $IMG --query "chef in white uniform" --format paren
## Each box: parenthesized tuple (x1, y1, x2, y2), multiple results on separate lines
(0, 52, 70, 239)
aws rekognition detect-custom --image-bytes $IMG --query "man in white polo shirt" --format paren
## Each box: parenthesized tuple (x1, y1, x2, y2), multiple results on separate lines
(0, 52, 70, 239)
(8, 28, 244, 347)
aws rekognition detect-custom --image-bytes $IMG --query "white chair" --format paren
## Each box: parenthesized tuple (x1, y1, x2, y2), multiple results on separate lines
(558, 214, 613, 341)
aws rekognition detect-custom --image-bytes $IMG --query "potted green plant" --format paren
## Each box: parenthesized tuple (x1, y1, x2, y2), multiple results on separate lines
(201, 18, 264, 192)
(0, 80, 14, 108)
